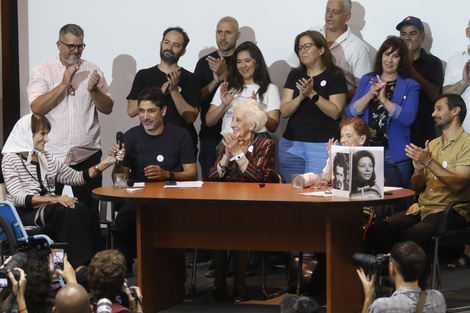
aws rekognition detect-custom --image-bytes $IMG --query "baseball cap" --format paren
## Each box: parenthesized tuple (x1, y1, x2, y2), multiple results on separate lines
(396, 16, 425, 33)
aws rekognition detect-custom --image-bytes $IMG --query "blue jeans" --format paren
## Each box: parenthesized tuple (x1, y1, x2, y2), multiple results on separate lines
(198, 136, 221, 181)
(384, 147, 411, 188)
(278, 138, 328, 183)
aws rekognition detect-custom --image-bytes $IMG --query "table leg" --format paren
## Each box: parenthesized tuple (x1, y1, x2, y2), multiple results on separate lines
(137, 204, 186, 312)
(326, 206, 363, 313)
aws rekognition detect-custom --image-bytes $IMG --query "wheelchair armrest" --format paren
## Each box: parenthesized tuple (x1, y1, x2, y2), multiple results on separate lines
(0, 183, 6, 201)
(436, 200, 470, 237)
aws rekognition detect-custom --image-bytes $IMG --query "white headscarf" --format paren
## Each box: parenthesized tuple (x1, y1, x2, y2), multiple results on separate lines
(1, 114, 49, 182)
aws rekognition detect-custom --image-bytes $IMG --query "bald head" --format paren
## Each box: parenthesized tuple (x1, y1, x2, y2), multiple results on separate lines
(216, 16, 240, 56)
(218, 16, 239, 31)
(53, 284, 92, 313)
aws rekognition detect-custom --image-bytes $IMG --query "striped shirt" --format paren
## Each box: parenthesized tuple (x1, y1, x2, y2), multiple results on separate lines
(27, 56, 112, 164)
(209, 136, 275, 182)
(369, 288, 445, 313)
(1, 152, 90, 209)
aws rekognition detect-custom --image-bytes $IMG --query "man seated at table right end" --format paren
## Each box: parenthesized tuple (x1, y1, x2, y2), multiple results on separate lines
(113, 86, 197, 271)
(365, 94, 470, 257)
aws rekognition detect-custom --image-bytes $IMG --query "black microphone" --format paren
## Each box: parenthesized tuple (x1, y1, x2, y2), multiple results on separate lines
(126, 179, 134, 187)
(115, 132, 124, 168)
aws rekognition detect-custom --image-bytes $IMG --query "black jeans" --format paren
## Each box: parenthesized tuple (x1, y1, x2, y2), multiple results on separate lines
(114, 203, 137, 265)
(18, 203, 95, 268)
(366, 209, 468, 255)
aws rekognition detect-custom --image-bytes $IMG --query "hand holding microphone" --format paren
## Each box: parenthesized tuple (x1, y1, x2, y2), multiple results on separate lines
(116, 131, 124, 168)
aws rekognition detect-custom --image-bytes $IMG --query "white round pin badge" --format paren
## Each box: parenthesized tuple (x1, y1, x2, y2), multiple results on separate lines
(157, 155, 164, 162)
(320, 80, 327, 87)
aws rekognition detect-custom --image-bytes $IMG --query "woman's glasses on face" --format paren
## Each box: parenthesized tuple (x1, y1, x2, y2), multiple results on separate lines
(297, 43, 315, 52)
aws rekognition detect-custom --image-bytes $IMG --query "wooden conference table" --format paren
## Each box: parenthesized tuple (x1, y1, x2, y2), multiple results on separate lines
(93, 182, 414, 313)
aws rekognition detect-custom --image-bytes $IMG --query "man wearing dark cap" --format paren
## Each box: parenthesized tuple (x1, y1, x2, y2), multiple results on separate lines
(397, 16, 444, 149)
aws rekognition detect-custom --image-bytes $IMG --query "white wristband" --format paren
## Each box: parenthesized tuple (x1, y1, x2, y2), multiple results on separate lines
(230, 153, 244, 162)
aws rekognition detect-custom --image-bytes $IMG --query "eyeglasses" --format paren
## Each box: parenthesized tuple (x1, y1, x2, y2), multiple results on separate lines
(297, 43, 315, 52)
(59, 40, 86, 52)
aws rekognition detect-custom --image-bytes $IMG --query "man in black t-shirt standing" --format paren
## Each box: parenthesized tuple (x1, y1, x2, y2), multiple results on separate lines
(194, 17, 240, 181)
(127, 26, 201, 154)
(190, 17, 240, 268)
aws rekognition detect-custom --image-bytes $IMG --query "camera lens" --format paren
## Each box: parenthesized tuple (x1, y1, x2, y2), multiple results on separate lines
(352, 253, 378, 271)
(97, 298, 112, 313)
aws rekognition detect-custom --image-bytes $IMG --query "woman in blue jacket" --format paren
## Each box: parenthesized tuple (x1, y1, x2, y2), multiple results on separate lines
(346, 36, 419, 188)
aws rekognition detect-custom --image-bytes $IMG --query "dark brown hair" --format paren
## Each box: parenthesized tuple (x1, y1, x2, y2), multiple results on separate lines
(371, 36, 411, 78)
(31, 113, 51, 134)
(390, 241, 426, 282)
(88, 250, 127, 301)
(435, 93, 467, 124)
(294, 30, 344, 78)
(228, 41, 271, 102)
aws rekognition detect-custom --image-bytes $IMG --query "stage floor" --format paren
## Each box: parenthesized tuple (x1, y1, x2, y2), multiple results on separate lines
(124, 250, 470, 313)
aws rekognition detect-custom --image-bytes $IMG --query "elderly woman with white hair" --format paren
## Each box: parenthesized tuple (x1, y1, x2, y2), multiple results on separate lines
(209, 98, 275, 182)
(207, 99, 275, 303)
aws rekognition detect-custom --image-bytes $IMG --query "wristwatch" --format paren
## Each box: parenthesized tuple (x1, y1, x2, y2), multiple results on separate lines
(169, 171, 175, 181)
(310, 93, 319, 103)
(230, 153, 244, 162)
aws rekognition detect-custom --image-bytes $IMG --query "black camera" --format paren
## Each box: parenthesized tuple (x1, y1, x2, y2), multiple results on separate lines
(0, 253, 29, 288)
(118, 279, 137, 307)
(353, 253, 390, 276)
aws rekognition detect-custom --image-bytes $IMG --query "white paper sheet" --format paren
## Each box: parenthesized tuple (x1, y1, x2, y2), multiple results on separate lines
(299, 191, 332, 197)
(163, 181, 204, 188)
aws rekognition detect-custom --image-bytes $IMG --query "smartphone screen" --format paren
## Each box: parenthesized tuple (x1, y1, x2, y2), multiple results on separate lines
(52, 248, 64, 270)
(0, 278, 8, 288)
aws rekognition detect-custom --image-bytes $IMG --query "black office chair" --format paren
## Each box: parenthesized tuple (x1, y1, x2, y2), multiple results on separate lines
(430, 200, 470, 312)
(99, 200, 117, 249)
(431, 200, 470, 288)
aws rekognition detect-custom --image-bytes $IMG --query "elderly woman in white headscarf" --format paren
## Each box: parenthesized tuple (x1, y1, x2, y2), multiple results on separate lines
(1, 113, 124, 268)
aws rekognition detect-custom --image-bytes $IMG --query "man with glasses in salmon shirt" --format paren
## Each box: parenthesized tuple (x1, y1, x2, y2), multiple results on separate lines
(27, 23, 113, 252)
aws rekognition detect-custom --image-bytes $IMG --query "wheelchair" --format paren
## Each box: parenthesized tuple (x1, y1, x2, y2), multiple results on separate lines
(0, 200, 62, 300)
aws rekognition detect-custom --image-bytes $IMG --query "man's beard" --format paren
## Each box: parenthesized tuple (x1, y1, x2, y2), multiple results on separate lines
(160, 49, 180, 65)
(435, 117, 451, 130)
(218, 41, 236, 54)
(64, 55, 80, 66)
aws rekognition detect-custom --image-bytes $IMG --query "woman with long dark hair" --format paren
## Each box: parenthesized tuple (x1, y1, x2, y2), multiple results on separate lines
(206, 41, 280, 150)
(346, 36, 419, 187)
(279, 30, 348, 183)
